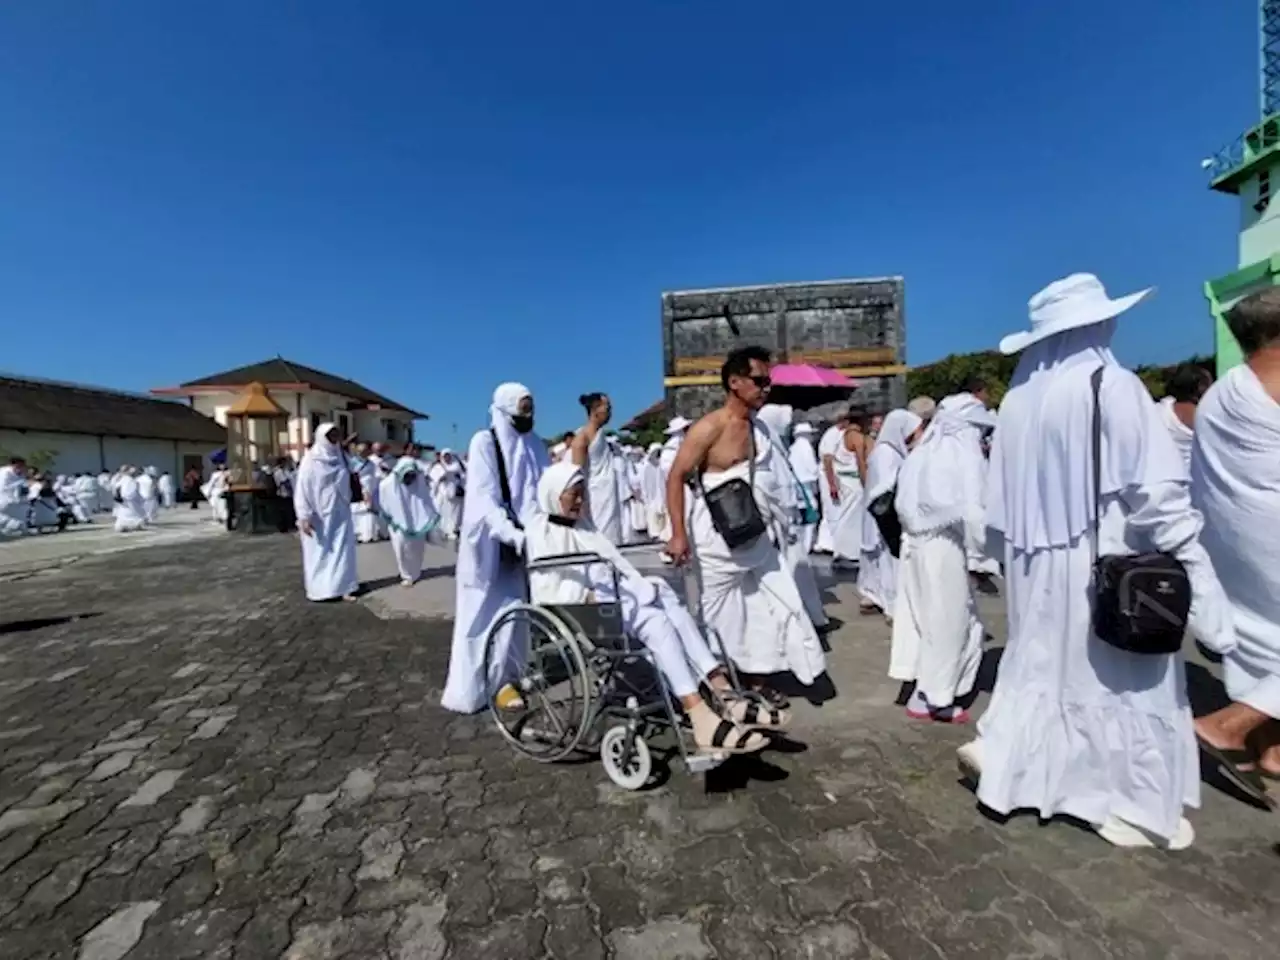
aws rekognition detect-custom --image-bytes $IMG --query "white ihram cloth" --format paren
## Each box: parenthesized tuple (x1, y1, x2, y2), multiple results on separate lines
(0, 465, 29, 537)
(829, 432, 863, 562)
(379, 457, 442, 583)
(58, 477, 89, 524)
(429, 452, 465, 538)
(655, 433, 684, 542)
(889, 401, 988, 706)
(814, 425, 842, 553)
(859, 410, 921, 625)
(977, 322, 1231, 843)
(526, 463, 720, 698)
(113, 475, 148, 533)
(690, 424, 825, 683)
(584, 429, 623, 545)
(615, 446, 644, 544)
(441, 383, 549, 714)
(352, 458, 380, 543)
(293, 423, 360, 602)
(1191, 364, 1280, 718)
(74, 475, 99, 520)
(205, 470, 229, 524)
(641, 447, 666, 537)
(757, 405, 827, 629)
(138, 469, 159, 524)
(158, 473, 175, 508)
(1157, 396, 1194, 479)
(96, 472, 112, 513)
(625, 453, 648, 540)
(788, 433, 820, 554)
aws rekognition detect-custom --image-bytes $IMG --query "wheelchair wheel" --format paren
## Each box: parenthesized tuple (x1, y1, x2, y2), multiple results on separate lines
(484, 604, 594, 763)
(600, 724, 651, 791)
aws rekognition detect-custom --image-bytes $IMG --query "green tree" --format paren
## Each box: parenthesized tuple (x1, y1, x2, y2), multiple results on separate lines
(0, 446, 59, 474)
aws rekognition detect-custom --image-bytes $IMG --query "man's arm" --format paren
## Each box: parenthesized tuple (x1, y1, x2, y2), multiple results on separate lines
(665, 417, 718, 562)
(822, 453, 839, 503)
(846, 430, 869, 481)
(569, 426, 592, 468)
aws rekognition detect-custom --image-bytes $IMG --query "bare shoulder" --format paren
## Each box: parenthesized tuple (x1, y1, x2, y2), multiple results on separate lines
(687, 409, 727, 442)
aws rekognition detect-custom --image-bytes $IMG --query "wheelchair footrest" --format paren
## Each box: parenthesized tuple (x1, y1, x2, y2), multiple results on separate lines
(685, 754, 725, 774)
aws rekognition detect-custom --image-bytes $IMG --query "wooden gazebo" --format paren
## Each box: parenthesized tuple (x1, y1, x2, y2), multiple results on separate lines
(223, 382, 293, 534)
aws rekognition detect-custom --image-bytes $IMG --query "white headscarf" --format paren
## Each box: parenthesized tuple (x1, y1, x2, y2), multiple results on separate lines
(302, 421, 348, 484)
(986, 320, 1184, 551)
(758, 403, 793, 442)
(488, 383, 545, 522)
(895, 401, 984, 538)
(379, 457, 439, 538)
(864, 409, 922, 503)
(525, 462, 654, 605)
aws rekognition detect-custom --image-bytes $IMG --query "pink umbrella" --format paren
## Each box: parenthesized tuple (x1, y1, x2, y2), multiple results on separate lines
(769, 363, 857, 388)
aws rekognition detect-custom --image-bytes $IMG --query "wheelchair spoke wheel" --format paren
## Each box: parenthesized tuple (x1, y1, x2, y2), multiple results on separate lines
(600, 725, 651, 791)
(484, 605, 593, 763)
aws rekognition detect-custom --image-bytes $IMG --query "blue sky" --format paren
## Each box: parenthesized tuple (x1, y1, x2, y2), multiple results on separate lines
(0, 2, 1259, 445)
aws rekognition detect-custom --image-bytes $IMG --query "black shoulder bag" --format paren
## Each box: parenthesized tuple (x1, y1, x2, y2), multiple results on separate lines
(696, 421, 768, 549)
(489, 429, 524, 569)
(1089, 366, 1191, 655)
(867, 485, 903, 559)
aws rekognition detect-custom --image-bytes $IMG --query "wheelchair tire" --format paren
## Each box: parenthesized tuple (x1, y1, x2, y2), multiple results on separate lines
(600, 725, 651, 791)
(484, 604, 594, 763)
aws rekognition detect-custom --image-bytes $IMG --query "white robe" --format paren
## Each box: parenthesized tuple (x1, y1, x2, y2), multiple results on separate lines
(1191, 364, 1280, 718)
(96, 473, 112, 513)
(788, 435, 820, 554)
(641, 455, 666, 537)
(655, 435, 684, 542)
(441, 408, 549, 714)
(138, 473, 159, 524)
(0, 466, 29, 537)
(205, 471, 229, 524)
(1157, 396, 1194, 479)
(113, 476, 147, 533)
(429, 461, 465, 539)
(624, 457, 647, 539)
(158, 473, 176, 508)
(814, 426, 842, 553)
(861, 411, 920, 620)
(352, 459, 381, 543)
(756, 422, 828, 630)
(690, 429, 825, 683)
(584, 430, 623, 545)
(293, 433, 360, 602)
(379, 462, 441, 583)
(977, 326, 1230, 843)
(74, 476, 99, 520)
(829, 434, 863, 562)
(890, 406, 985, 706)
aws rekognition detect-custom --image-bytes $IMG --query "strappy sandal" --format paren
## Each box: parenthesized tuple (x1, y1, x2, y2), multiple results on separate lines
(1195, 736, 1274, 807)
(718, 693, 790, 730)
(697, 718, 767, 755)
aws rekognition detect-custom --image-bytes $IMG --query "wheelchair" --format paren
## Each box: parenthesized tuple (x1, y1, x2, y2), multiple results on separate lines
(481, 551, 737, 790)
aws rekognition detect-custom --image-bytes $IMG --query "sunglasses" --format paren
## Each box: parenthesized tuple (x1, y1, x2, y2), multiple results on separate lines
(746, 374, 772, 389)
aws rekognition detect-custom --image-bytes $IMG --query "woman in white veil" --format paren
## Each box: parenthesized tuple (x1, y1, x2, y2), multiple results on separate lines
(293, 422, 360, 602)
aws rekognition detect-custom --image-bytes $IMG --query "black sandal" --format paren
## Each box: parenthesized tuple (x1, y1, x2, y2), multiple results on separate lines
(698, 719, 766, 755)
(1196, 736, 1274, 806)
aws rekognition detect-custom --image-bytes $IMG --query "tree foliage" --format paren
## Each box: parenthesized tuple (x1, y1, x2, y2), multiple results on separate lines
(907, 351, 1215, 405)
(0, 446, 59, 474)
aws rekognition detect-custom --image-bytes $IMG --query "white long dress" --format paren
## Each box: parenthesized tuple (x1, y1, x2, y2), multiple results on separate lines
(138, 472, 159, 524)
(584, 429, 623, 545)
(689, 421, 826, 683)
(113, 476, 147, 533)
(1191, 364, 1280, 719)
(641, 450, 665, 538)
(788, 434, 820, 554)
(74, 475, 99, 521)
(0, 465, 29, 537)
(441, 393, 549, 714)
(158, 473, 176, 508)
(890, 404, 985, 708)
(977, 326, 1231, 843)
(379, 459, 441, 583)
(293, 426, 360, 602)
(429, 456, 465, 539)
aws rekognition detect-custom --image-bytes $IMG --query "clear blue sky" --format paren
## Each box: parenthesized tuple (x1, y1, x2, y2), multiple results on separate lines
(0, 1, 1259, 445)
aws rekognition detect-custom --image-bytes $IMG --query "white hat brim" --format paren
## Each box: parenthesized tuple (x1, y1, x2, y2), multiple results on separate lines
(663, 418, 691, 435)
(999, 287, 1154, 356)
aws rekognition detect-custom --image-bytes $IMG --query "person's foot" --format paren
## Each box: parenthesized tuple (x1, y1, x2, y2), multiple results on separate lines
(687, 702, 767, 754)
(494, 684, 525, 711)
(1096, 815, 1195, 851)
(400, 578, 415, 588)
(956, 739, 984, 780)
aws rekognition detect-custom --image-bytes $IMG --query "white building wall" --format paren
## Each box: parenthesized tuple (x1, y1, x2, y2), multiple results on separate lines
(0, 430, 103, 475)
(0, 431, 221, 478)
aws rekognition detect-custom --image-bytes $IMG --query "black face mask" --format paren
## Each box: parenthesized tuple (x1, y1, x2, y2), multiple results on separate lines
(548, 514, 576, 527)
(511, 414, 535, 434)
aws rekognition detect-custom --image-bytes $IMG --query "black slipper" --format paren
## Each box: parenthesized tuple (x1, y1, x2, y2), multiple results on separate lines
(1196, 736, 1273, 805)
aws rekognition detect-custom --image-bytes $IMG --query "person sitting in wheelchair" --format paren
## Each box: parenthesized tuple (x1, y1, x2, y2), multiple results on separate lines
(527, 462, 789, 755)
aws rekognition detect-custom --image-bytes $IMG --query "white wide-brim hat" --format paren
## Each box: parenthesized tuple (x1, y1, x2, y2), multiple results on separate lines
(793, 422, 815, 435)
(664, 416, 692, 435)
(999, 273, 1154, 356)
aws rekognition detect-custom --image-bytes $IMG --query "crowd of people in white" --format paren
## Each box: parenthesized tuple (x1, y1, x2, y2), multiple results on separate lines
(10, 270, 1267, 852)
(0, 464, 179, 536)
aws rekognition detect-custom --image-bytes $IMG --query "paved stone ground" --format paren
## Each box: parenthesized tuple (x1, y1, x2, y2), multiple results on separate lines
(1, 536, 1277, 960)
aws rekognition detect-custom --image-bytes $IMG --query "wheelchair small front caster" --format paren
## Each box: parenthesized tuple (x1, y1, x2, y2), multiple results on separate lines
(600, 725, 651, 790)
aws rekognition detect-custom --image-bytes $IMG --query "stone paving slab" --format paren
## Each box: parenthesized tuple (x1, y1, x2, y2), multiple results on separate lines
(0, 535, 1276, 960)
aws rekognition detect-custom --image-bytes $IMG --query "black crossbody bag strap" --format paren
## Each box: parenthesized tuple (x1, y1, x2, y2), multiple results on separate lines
(1090, 365, 1104, 566)
(488, 429, 521, 531)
